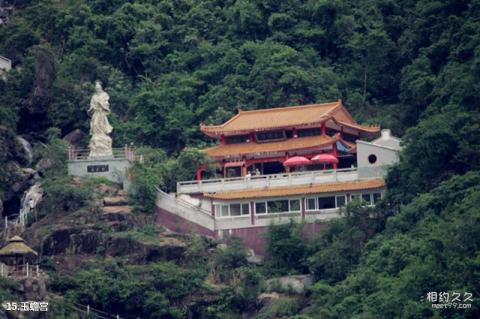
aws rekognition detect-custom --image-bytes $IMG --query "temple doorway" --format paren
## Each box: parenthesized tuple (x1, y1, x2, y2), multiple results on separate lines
(262, 162, 284, 175)
(225, 166, 241, 178)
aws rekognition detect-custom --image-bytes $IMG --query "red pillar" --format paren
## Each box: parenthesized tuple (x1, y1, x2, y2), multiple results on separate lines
(292, 127, 298, 138)
(196, 164, 202, 181)
(284, 152, 290, 173)
(333, 142, 338, 170)
(321, 122, 326, 135)
(250, 201, 255, 225)
(301, 197, 305, 220)
(220, 134, 226, 145)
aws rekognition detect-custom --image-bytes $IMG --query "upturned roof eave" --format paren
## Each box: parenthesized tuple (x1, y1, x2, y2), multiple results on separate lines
(203, 133, 356, 158)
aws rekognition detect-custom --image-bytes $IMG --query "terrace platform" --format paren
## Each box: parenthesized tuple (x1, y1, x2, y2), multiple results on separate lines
(177, 167, 387, 194)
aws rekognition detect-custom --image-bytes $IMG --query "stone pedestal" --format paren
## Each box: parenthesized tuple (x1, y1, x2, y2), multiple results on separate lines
(67, 158, 131, 190)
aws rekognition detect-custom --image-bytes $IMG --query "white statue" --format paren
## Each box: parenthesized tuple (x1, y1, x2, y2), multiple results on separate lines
(88, 81, 113, 158)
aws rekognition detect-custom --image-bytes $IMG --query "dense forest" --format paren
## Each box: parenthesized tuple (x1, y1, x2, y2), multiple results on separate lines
(1, 0, 480, 318)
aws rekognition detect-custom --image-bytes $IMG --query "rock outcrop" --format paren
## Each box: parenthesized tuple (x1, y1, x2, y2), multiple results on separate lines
(22, 182, 188, 269)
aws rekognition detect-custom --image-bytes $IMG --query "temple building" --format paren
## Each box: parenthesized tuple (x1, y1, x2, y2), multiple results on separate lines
(156, 100, 401, 255)
(199, 100, 380, 177)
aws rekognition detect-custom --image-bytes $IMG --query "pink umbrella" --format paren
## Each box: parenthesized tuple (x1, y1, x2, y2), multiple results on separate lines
(311, 153, 339, 164)
(283, 156, 312, 166)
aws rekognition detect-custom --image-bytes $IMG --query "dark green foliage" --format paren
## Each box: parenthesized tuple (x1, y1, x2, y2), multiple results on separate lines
(308, 202, 380, 283)
(305, 173, 480, 318)
(265, 220, 309, 275)
(128, 147, 207, 213)
(0, 0, 445, 151)
(211, 237, 248, 282)
(40, 175, 93, 214)
(0, 277, 20, 302)
(256, 296, 300, 319)
(211, 267, 263, 317)
(50, 260, 205, 319)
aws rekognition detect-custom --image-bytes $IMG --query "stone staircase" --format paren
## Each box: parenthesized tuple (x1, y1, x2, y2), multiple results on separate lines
(102, 190, 132, 214)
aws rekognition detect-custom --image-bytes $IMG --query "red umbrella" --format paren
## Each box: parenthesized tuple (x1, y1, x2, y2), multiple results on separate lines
(311, 153, 339, 164)
(283, 156, 312, 166)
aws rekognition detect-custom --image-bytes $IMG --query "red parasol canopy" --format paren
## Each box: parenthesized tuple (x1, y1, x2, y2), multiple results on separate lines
(311, 153, 339, 164)
(283, 156, 312, 166)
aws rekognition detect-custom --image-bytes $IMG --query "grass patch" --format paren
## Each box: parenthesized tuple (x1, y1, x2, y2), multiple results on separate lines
(111, 225, 164, 246)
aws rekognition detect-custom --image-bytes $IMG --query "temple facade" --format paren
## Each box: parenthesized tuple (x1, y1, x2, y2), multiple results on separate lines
(156, 100, 401, 255)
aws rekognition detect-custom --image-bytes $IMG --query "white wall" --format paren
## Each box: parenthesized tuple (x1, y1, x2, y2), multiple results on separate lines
(357, 141, 400, 168)
(371, 129, 401, 149)
(356, 129, 401, 168)
(178, 194, 212, 211)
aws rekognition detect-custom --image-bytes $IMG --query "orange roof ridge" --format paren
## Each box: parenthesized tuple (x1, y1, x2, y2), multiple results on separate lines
(200, 100, 341, 131)
(335, 119, 381, 133)
(203, 134, 339, 157)
(204, 178, 385, 200)
(236, 100, 341, 115)
(200, 100, 345, 136)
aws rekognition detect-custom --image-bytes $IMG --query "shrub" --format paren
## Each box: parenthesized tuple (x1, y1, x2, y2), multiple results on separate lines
(40, 175, 93, 214)
(256, 296, 300, 319)
(265, 220, 309, 275)
(211, 237, 248, 282)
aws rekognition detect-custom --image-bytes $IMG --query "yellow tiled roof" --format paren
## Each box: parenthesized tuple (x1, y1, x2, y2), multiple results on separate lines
(200, 100, 380, 136)
(204, 178, 386, 200)
(204, 134, 336, 158)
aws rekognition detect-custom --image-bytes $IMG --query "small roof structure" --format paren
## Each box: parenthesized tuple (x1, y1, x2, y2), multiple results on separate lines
(0, 236, 38, 257)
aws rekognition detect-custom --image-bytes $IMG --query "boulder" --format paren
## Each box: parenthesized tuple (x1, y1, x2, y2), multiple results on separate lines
(265, 275, 313, 294)
(63, 129, 86, 146)
(102, 205, 132, 214)
(35, 158, 52, 173)
(96, 183, 119, 195)
(258, 292, 280, 306)
(246, 248, 263, 264)
(103, 196, 128, 206)
(105, 235, 186, 263)
(20, 276, 47, 301)
(41, 228, 81, 255)
(21, 168, 37, 178)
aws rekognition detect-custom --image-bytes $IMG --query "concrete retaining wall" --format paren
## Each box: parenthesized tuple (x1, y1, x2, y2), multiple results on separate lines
(156, 204, 327, 255)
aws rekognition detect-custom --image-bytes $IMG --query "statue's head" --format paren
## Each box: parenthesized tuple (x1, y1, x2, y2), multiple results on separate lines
(95, 80, 103, 93)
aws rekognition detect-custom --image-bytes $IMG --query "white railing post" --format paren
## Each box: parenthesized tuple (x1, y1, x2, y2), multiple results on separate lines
(4, 216, 7, 230)
(36, 264, 39, 277)
(87, 305, 90, 314)
(1, 264, 3, 277)
(26, 263, 29, 277)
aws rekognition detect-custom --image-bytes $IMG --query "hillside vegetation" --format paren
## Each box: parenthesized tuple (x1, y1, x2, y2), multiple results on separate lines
(0, 0, 479, 318)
